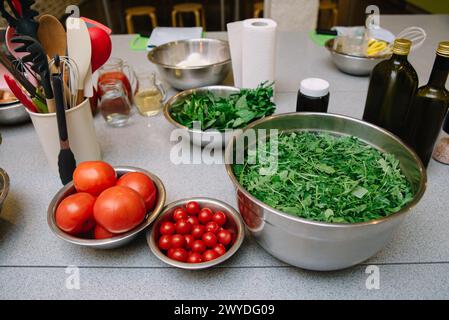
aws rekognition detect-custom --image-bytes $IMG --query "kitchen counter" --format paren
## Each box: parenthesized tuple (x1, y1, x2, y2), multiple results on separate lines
(1, 15, 449, 300)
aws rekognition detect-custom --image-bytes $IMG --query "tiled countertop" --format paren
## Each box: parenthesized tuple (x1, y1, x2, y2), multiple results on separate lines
(1, 15, 449, 299)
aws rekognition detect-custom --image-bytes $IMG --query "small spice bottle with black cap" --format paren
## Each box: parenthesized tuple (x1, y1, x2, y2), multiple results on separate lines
(433, 116, 449, 165)
(296, 78, 330, 113)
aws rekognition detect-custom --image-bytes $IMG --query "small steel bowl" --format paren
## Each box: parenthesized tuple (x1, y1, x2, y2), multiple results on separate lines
(47, 166, 166, 250)
(0, 102, 30, 125)
(148, 198, 245, 270)
(148, 38, 231, 90)
(325, 38, 391, 76)
(225, 112, 427, 271)
(164, 86, 241, 148)
(0, 168, 10, 215)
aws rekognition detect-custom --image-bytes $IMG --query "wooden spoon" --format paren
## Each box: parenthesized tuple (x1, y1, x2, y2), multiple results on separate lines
(37, 15, 67, 58)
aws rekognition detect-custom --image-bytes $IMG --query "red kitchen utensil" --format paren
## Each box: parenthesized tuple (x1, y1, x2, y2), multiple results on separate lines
(81, 17, 112, 35)
(88, 27, 112, 72)
(11, 0, 22, 17)
(4, 74, 38, 112)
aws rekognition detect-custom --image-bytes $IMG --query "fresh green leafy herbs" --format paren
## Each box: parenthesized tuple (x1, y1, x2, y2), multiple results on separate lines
(233, 131, 414, 223)
(170, 82, 276, 131)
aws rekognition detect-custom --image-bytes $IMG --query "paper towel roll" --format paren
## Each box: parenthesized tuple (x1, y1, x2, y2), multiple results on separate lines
(242, 19, 277, 88)
(228, 18, 277, 89)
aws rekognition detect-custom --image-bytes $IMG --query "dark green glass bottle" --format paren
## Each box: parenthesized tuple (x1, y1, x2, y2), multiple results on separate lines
(404, 41, 449, 167)
(363, 39, 418, 137)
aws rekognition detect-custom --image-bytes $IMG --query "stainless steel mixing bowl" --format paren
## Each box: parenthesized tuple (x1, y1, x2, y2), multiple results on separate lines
(0, 102, 30, 125)
(325, 38, 391, 76)
(148, 39, 231, 90)
(164, 85, 240, 148)
(48, 166, 166, 250)
(224, 112, 427, 271)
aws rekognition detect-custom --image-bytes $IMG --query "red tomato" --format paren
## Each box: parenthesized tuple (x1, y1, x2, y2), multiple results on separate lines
(198, 208, 213, 224)
(158, 235, 172, 250)
(217, 229, 232, 246)
(186, 201, 200, 215)
(94, 224, 116, 239)
(173, 208, 188, 221)
(73, 161, 116, 196)
(203, 250, 219, 262)
(213, 244, 227, 257)
(187, 252, 203, 264)
(159, 222, 175, 236)
(187, 216, 199, 226)
(191, 224, 206, 239)
(167, 248, 176, 258)
(116, 172, 157, 211)
(93, 186, 146, 233)
(170, 234, 186, 248)
(191, 240, 206, 254)
(212, 211, 227, 226)
(169, 248, 188, 262)
(56, 193, 96, 235)
(202, 232, 217, 248)
(205, 221, 220, 234)
(184, 234, 195, 249)
(175, 219, 192, 235)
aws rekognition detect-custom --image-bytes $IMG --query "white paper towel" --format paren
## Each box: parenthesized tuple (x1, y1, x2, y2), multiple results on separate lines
(227, 18, 277, 89)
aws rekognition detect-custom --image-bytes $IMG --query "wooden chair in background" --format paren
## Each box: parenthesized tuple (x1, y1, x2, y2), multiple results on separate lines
(125, 6, 158, 34)
(254, 1, 264, 18)
(171, 3, 206, 30)
(319, 0, 339, 28)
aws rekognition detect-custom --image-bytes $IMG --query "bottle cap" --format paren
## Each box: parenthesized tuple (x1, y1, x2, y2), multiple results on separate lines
(437, 41, 449, 58)
(392, 38, 412, 55)
(300, 78, 330, 98)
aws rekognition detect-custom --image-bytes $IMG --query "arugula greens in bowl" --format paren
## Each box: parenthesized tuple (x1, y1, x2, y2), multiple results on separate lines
(164, 83, 276, 147)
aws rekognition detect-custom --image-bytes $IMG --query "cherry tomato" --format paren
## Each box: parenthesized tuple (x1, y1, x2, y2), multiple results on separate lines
(212, 211, 227, 226)
(56, 192, 96, 236)
(94, 224, 116, 240)
(213, 244, 227, 257)
(205, 221, 220, 234)
(187, 216, 199, 226)
(93, 186, 146, 233)
(217, 229, 232, 246)
(167, 248, 176, 258)
(170, 234, 186, 248)
(191, 224, 206, 239)
(198, 208, 213, 224)
(203, 250, 219, 262)
(191, 240, 206, 254)
(187, 252, 203, 264)
(73, 161, 116, 196)
(159, 222, 175, 236)
(202, 232, 217, 248)
(173, 208, 188, 221)
(169, 248, 188, 262)
(116, 172, 157, 211)
(175, 219, 192, 235)
(158, 235, 172, 250)
(186, 201, 200, 215)
(184, 234, 195, 249)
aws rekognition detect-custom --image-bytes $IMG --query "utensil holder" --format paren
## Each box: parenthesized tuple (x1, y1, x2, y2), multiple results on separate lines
(27, 99, 102, 174)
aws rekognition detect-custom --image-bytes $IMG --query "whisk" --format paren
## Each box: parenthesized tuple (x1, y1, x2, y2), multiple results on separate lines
(396, 26, 427, 51)
(49, 56, 79, 109)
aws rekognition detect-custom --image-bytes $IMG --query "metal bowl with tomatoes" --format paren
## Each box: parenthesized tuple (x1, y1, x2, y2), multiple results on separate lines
(148, 198, 245, 270)
(48, 165, 166, 249)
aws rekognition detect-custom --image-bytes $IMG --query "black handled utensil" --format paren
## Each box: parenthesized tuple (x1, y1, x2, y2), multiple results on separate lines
(52, 55, 76, 185)
(0, 0, 39, 38)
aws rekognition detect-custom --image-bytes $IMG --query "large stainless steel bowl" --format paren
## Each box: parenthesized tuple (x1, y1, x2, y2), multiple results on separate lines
(225, 112, 427, 271)
(48, 166, 166, 250)
(164, 85, 240, 148)
(0, 168, 9, 215)
(148, 197, 245, 270)
(148, 39, 231, 90)
(325, 39, 390, 76)
(0, 102, 30, 125)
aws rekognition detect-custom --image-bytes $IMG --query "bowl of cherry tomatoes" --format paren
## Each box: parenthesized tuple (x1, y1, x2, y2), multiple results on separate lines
(48, 162, 166, 249)
(148, 198, 245, 270)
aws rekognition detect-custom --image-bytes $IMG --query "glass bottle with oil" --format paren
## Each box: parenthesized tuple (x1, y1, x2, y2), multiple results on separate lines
(404, 41, 449, 167)
(134, 73, 166, 117)
(363, 39, 418, 138)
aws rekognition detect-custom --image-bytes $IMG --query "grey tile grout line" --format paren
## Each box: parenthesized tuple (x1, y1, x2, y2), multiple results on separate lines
(1, 261, 449, 270)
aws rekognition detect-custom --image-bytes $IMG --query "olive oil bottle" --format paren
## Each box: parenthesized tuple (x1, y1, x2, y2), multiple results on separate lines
(363, 39, 418, 137)
(404, 42, 449, 167)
